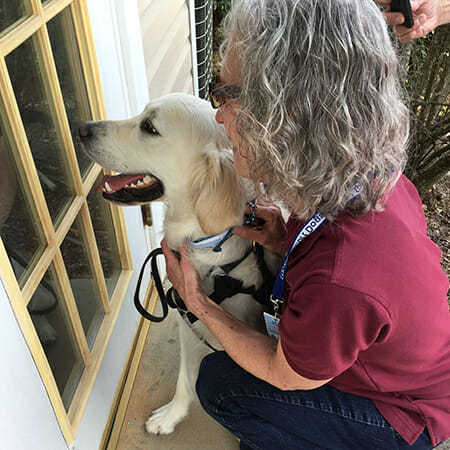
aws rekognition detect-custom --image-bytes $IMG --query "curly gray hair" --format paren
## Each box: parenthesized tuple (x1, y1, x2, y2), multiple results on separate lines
(221, 0, 409, 220)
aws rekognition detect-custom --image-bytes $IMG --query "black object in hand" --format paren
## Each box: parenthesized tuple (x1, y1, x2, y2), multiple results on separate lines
(390, 0, 414, 28)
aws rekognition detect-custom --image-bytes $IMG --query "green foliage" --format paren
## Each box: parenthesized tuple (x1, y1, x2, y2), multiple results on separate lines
(213, 0, 231, 28)
(399, 25, 450, 193)
(213, 0, 231, 15)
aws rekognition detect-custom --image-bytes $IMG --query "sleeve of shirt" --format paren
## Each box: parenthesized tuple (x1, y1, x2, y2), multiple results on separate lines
(278, 282, 392, 380)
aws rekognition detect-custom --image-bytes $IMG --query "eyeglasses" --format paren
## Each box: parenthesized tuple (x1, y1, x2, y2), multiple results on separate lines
(208, 76, 241, 109)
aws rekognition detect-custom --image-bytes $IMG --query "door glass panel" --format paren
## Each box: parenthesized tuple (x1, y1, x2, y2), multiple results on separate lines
(0, 122, 45, 286)
(47, 8, 94, 178)
(28, 266, 84, 410)
(0, 3, 28, 36)
(5, 37, 75, 226)
(87, 179, 121, 298)
(60, 214, 105, 348)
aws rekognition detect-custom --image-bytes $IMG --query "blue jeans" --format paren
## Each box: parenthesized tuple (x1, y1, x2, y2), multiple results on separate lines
(196, 352, 432, 450)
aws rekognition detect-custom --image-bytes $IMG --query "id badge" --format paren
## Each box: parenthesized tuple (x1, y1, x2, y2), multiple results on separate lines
(264, 312, 280, 339)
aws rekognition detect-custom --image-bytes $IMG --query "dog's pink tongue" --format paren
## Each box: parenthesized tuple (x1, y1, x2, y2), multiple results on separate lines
(96, 174, 145, 192)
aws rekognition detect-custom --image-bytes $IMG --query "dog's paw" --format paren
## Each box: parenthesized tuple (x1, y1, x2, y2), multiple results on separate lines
(145, 401, 188, 435)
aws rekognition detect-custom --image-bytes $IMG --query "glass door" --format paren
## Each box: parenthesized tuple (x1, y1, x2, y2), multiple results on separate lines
(0, 0, 132, 443)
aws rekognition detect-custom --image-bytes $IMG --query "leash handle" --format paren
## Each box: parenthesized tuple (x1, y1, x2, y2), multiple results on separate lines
(134, 248, 168, 322)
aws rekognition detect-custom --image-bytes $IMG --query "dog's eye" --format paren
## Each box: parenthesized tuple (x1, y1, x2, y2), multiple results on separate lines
(141, 119, 159, 136)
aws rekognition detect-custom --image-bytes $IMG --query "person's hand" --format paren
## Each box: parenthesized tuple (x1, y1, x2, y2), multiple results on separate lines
(379, 0, 447, 43)
(233, 200, 288, 256)
(161, 239, 207, 316)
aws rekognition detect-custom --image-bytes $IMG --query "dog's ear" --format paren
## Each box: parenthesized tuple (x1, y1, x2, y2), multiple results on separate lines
(190, 146, 245, 235)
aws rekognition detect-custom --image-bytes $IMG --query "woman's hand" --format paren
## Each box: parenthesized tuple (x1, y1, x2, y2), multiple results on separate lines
(161, 239, 209, 318)
(233, 200, 288, 256)
(379, 0, 448, 43)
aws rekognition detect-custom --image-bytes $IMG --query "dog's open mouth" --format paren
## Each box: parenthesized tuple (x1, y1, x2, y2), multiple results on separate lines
(96, 173, 164, 204)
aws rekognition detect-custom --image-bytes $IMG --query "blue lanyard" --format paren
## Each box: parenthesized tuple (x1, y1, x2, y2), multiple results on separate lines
(271, 211, 327, 301)
(272, 185, 361, 304)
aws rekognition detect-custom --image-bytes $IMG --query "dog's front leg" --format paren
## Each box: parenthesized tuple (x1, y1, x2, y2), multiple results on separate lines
(145, 314, 210, 435)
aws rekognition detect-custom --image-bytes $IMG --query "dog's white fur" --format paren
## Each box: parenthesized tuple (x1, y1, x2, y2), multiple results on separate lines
(82, 93, 274, 434)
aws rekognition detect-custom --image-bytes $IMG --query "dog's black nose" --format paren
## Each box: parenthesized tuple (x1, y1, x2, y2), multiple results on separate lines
(79, 122, 91, 138)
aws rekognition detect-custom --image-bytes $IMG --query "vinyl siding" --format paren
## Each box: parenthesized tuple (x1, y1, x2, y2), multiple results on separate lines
(138, 0, 195, 97)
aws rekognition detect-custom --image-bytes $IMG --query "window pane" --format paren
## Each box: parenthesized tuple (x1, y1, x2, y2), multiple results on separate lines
(0, 123, 45, 286)
(47, 8, 94, 178)
(87, 179, 121, 298)
(60, 214, 105, 348)
(28, 267, 84, 410)
(0, 2, 28, 36)
(5, 37, 75, 225)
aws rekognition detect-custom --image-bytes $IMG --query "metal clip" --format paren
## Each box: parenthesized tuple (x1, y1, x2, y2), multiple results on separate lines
(270, 295, 284, 319)
(243, 200, 264, 230)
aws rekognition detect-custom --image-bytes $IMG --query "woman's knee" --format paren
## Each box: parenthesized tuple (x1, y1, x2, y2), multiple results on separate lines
(196, 352, 230, 408)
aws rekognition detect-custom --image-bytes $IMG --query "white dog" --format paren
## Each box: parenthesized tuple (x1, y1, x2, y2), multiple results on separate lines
(80, 93, 276, 435)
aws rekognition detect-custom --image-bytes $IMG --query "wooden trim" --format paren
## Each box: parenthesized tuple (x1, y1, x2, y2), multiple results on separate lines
(0, 15, 43, 58)
(42, 0, 74, 23)
(56, 5, 92, 128)
(0, 59, 55, 247)
(0, 241, 74, 444)
(80, 201, 111, 313)
(29, 0, 44, 16)
(68, 269, 134, 428)
(109, 204, 133, 271)
(53, 249, 91, 364)
(82, 164, 103, 197)
(33, 25, 84, 198)
(54, 196, 85, 246)
(22, 246, 56, 305)
(21, 195, 84, 305)
(101, 283, 159, 450)
(71, 0, 107, 120)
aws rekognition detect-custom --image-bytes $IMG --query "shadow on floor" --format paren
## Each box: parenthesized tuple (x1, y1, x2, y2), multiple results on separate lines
(116, 309, 239, 450)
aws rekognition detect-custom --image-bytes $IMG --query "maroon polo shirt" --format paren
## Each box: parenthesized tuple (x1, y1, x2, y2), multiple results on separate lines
(278, 175, 450, 446)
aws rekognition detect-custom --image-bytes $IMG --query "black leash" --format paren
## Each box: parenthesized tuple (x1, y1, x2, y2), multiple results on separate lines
(134, 245, 267, 323)
(133, 247, 222, 352)
(134, 247, 169, 322)
(133, 242, 274, 352)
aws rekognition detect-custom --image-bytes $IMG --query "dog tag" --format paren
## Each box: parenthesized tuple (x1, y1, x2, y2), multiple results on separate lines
(264, 312, 280, 339)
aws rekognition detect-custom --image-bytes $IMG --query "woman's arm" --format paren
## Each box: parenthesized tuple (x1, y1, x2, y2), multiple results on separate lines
(161, 240, 331, 391)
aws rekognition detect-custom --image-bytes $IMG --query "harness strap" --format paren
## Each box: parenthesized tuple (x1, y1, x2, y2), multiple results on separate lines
(218, 245, 253, 274)
(179, 311, 220, 352)
(168, 275, 257, 325)
(133, 244, 269, 352)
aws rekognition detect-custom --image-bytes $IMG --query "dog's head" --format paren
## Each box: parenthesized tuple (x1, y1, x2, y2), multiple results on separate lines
(80, 93, 248, 235)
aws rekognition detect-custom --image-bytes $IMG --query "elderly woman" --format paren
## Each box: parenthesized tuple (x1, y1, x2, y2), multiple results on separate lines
(161, 0, 450, 448)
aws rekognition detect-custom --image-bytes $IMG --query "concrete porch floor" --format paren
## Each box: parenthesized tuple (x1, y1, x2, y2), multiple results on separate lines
(112, 306, 450, 450)
(115, 308, 239, 450)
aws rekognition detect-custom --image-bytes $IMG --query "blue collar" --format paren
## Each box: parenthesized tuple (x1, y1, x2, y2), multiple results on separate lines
(189, 227, 234, 252)
(189, 201, 260, 253)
